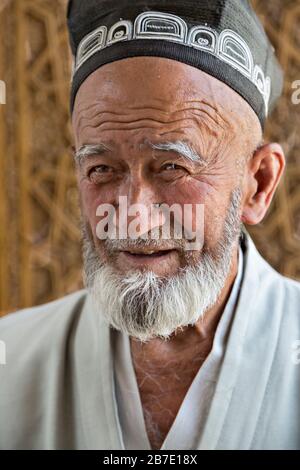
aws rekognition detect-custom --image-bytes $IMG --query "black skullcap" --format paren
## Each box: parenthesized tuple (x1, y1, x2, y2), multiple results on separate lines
(67, 0, 283, 128)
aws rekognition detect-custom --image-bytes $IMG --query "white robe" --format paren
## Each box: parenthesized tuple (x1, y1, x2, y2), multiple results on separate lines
(113, 245, 244, 450)
(0, 229, 300, 450)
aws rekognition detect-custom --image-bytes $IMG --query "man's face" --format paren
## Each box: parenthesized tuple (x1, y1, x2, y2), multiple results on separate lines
(71, 57, 264, 340)
(72, 57, 261, 278)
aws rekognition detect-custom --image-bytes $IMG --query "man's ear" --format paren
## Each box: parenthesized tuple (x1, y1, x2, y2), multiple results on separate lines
(241, 143, 286, 225)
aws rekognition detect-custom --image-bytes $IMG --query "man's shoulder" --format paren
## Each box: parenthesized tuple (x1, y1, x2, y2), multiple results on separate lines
(257, 248, 300, 303)
(280, 273, 300, 311)
(260, 255, 300, 310)
(243, 232, 300, 326)
(0, 290, 91, 449)
(0, 289, 88, 347)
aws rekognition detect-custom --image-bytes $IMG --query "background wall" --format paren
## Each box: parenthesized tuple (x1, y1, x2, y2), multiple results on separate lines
(0, 0, 299, 315)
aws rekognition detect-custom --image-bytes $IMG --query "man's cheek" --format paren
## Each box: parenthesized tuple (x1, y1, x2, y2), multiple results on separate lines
(205, 211, 227, 246)
(79, 187, 103, 235)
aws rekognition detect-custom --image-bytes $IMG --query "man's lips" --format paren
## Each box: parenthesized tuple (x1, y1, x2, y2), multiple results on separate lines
(118, 248, 177, 262)
(120, 248, 176, 256)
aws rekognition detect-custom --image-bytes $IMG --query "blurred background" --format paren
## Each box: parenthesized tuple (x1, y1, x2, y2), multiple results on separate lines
(0, 0, 299, 316)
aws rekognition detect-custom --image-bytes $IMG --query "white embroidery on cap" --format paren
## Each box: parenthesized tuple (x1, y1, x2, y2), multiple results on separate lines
(188, 26, 218, 53)
(107, 20, 133, 46)
(134, 11, 187, 43)
(74, 11, 272, 115)
(253, 64, 271, 115)
(76, 25, 107, 71)
(218, 29, 253, 78)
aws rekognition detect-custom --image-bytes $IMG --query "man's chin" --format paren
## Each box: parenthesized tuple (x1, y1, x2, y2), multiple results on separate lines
(87, 260, 221, 343)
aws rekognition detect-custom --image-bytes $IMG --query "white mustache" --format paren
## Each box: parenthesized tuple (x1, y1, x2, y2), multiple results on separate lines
(103, 224, 190, 252)
(104, 237, 186, 253)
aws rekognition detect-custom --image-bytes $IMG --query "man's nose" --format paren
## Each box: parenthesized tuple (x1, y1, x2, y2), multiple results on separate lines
(117, 175, 165, 238)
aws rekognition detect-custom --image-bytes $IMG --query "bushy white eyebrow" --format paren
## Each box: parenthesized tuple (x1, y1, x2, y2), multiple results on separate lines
(149, 140, 207, 166)
(74, 143, 112, 166)
(74, 140, 208, 167)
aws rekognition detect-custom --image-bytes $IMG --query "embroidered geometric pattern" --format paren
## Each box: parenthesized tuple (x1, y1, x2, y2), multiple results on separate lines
(74, 11, 272, 115)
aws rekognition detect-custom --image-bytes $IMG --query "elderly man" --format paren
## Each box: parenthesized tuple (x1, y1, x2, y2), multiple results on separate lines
(0, 0, 300, 450)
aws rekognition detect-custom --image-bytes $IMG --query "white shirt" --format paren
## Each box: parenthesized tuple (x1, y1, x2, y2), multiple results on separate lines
(113, 244, 244, 450)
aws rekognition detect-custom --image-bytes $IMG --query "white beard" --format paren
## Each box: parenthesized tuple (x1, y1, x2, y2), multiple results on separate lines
(82, 189, 242, 342)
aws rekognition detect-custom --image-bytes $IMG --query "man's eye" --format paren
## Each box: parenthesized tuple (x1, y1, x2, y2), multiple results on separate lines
(90, 165, 110, 174)
(162, 163, 184, 171)
(88, 165, 113, 182)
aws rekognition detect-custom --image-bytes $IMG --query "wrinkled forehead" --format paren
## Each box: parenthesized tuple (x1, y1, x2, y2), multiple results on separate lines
(72, 57, 261, 139)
